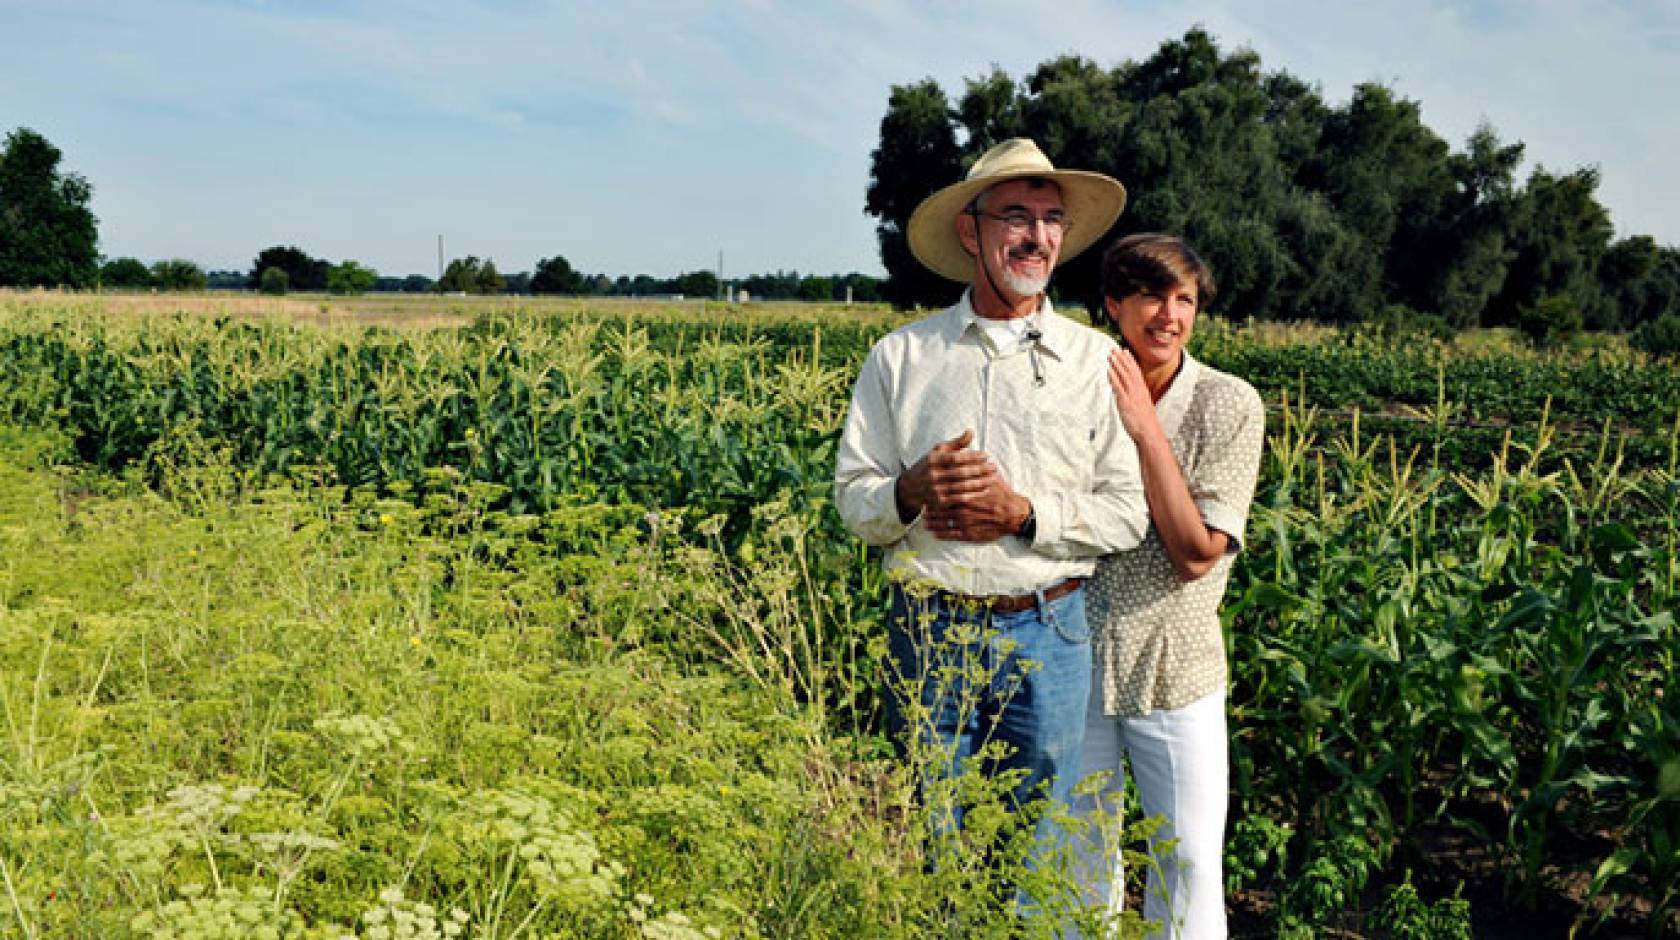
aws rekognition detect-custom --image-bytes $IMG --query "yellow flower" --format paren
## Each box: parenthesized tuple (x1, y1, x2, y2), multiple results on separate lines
(379, 513, 394, 526)
(409, 635, 422, 648)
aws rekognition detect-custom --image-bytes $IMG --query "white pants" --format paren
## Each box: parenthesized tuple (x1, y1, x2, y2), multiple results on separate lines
(1072, 680, 1228, 940)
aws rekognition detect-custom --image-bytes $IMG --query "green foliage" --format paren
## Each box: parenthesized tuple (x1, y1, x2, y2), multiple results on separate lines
(149, 258, 209, 291)
(260, 266, 290, 295)
(101, 257, 154, 289)
(1596, 236, 1679, 331)
(1516, 293, 1585, 348)
(1633, 312, 1680, 360)
(0, 430, 1147, 938)
(0, 298, 1676, 935)
(249, 245, 328, 292)
(327, 260, 378, 295)
(865, 30, 1652, 332)
(531, 255, 585, 295)
(1370, 873, 1472, 940)
(865, 79, 965, 311)
(1483, 166, 1616, 328)
(675, 270, 719, 299)
(0, 127, 99, 288)
(1226, 391, 1679, 934)
(437, 256, 504, 295)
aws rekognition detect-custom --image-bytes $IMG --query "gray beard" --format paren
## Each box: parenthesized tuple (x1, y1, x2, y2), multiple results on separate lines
(1000, 268, 1049, 298)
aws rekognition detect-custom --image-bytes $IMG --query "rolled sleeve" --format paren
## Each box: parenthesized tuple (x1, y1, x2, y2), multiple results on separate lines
(1190, 383, 1266, 552)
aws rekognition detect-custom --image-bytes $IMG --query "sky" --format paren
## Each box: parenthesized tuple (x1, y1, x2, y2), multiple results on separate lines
(5, 0, 1677, 280)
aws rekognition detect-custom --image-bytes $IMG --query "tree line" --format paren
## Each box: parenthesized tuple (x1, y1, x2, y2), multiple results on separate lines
(866, 28, 1680, 352)
(0, 128, 881, 304)
(231, 248, 883, 301)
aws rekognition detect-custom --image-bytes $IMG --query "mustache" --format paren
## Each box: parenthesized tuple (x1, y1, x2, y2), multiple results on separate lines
(1008, 242, 1050, 261)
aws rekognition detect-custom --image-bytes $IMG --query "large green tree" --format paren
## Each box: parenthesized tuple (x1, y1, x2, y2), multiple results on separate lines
(865, 79, 964, 310)
(1483, 167, 1615, 329)
(249, 246, 328, 292)
(1419, 124, 1526, 328)
(0, 128, 99, 288)
(864, 28, 1669, 335)
(1302, 84, 1455, 321)
(1597, 236, 1680, 331)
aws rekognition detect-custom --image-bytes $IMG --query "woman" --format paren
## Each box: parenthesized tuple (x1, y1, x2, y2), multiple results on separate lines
(1074, 233, 1266, 939)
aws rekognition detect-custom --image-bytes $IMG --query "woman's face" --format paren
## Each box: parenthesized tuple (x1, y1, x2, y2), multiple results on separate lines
(1105, 278, 1199, 374)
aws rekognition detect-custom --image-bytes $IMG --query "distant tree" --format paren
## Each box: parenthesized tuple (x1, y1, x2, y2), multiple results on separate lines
(675, 270, 718, 298)
(742, 270, 798, 300)
(150, 259, 208, 291)
(844, 273, 883, 303)
(100, 257, 152, 289)
(504, 271, 531, 294)
(797, 276, 834, 302)
(249, 246, 327, 292)
(437, 256, 481, 293)
(437, 256, 505, 294)
(260, 267, 289, 295)
(401, 274, 434, 293)
(0, 127, 99, 288)
(531, 255, 586, 295)
(326, 260, 377, 295)
(205, 270, 247, 289)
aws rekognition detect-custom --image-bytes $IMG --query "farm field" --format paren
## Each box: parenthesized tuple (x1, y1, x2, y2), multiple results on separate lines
(0, 293, 1676, 938)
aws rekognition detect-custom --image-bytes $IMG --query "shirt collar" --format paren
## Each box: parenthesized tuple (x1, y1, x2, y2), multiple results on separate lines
(947, 288, 1069, 358)
(1152, 351, 1203, 439)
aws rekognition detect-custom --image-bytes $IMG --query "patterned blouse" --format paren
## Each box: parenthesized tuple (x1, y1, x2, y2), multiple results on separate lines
(1087, 352, 1266, 717)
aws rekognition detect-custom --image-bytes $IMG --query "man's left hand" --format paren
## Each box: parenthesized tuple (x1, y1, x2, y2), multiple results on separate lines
(921, 456, 1031, 542)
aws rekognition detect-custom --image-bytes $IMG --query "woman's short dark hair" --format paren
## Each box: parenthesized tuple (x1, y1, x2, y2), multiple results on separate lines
(1100, 233, 1217, 309)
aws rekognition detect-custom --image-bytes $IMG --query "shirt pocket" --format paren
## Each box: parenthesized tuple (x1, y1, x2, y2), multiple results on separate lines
(1027, 407, 1097, 488)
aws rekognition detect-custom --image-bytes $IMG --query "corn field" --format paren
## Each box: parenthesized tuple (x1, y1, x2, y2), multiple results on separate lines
(0, 295, 1675, 937)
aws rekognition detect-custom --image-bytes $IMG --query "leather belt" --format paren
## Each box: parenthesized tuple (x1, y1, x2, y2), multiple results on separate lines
(936, 577, 1084, 614)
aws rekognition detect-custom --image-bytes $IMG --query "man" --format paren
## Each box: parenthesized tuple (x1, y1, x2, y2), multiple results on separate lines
(835, 138, 1149, 876)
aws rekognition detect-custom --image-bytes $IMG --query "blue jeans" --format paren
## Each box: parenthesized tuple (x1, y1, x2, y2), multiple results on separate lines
(885, 583, 1093, 870)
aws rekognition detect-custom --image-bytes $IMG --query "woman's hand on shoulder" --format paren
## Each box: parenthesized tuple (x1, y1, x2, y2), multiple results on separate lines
(1107, 348, 1158, 442)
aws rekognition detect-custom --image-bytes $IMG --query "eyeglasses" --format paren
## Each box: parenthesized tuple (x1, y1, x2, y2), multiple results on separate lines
(968, 209, 1070, 238)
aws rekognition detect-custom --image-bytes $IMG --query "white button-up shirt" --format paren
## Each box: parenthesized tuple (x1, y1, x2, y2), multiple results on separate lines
(835, 291, 1149, 596)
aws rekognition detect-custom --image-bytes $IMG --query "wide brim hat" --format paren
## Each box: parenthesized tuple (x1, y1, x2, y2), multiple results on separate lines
(907, 137, 1128, 282)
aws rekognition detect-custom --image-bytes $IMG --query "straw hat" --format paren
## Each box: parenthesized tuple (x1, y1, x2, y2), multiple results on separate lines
(907, 137, 1128, 282)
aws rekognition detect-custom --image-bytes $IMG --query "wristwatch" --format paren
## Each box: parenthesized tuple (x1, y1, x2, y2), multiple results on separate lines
(1016, 505, 1037, 544)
